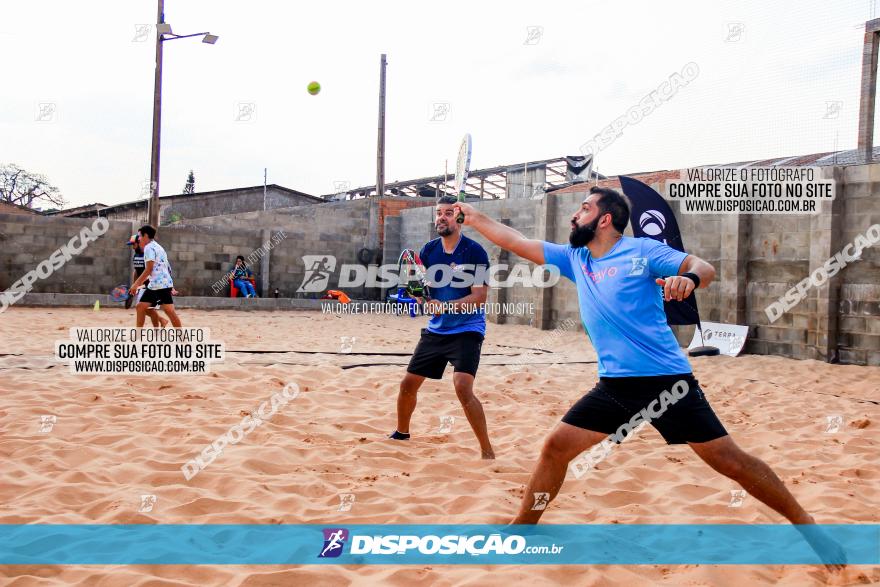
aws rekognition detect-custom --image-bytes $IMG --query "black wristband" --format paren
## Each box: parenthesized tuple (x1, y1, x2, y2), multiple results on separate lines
(681, 272, 701, 289)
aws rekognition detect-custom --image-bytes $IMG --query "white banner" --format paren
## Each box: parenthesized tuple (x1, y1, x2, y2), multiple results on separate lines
(688, 321, 749, 357)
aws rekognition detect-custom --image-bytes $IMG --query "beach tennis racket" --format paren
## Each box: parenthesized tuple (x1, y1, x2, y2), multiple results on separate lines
(110, 284, 129, 304)
(398, 248, 431, 301)
(399, 249, 442, 318)
(454, 133, 472, 223)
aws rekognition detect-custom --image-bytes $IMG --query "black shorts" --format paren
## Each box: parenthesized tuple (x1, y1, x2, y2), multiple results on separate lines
(561, 374, 728, 445)
(139, 287, 174, 307)
(407, 329, 484, 379)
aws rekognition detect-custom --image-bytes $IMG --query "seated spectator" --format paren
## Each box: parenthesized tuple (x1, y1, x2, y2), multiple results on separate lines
(228, 255, 257, 298)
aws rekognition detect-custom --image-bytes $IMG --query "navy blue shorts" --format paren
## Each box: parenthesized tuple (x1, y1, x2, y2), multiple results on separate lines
(407, 329, 484, 379)
(561, 373, 728, 444)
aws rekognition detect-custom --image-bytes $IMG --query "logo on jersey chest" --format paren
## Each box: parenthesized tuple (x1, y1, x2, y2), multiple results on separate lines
(630, 257, 647, 276)
(581, 264, 618, 283)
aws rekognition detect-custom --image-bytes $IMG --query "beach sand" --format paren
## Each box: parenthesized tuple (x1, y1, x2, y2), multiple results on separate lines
(0, 306, 877, 586)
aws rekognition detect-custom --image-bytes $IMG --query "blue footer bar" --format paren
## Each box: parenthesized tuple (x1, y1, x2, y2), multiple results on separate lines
(0, 524, 876, 565)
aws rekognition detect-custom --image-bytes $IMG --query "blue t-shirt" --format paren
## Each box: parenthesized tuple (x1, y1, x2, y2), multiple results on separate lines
(420, 235, 489, 336)
(543, 236, 692, 377)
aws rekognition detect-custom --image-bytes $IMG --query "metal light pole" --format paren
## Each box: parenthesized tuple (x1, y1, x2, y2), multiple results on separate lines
(147, 0, 218, 227)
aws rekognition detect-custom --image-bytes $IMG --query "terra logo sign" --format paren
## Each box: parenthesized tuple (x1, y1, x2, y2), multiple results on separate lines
(318, 528, 349, 558)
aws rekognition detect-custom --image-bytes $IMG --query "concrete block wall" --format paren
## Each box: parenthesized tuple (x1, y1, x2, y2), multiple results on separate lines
(160, 187, 318, 224)
(156, 226, 266, 296)
(377, 197, 436, 253)
(743, 212, 812, 358)
(1, 198, 415, 303)
(734, 166, 880, 365)
(390, 196, 570, 327)
(97, 204, 148, 223)
(0, 213, 131, 294)
(182, 199, 377, 298)
(837, 165, 880, 365)
(542, 191, 585, 328)
(3, 161, 877, 365)
(391, 164, 878, 365)
(466, 198, 541, 326)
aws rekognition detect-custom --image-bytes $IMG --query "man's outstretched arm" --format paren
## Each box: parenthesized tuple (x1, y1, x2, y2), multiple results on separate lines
(454, 202, 546, 265)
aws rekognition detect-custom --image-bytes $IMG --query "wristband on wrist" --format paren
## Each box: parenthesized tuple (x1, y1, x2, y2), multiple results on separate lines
(681, 272, 701, 289)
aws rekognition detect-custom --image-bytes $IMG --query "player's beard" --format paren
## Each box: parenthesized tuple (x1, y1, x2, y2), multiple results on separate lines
(436, 221, 453, 237)
(569, 216, 600, 248)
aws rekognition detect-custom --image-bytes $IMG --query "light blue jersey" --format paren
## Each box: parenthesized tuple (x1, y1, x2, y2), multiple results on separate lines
(543, 237, 692, 377)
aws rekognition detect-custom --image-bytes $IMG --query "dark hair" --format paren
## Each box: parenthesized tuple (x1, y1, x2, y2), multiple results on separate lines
(589, 186, 630, 233)
(236, 255, 245, 262)
(436, 195, 459, 206)
(138, 224, 156, 239)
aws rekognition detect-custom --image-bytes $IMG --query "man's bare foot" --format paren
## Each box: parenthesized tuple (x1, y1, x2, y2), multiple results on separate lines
(481, 449, 495, 459)
(796, 523, 847, 572)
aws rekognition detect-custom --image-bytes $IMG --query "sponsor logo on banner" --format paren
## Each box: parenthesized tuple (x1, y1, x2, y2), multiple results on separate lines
(319, 528, 349, 558)
(639, 210, 666, 236)
(688, 321, 748, 356)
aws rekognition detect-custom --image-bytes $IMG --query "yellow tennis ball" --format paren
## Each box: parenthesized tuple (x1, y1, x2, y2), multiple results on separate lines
(307, 81, 321, 95)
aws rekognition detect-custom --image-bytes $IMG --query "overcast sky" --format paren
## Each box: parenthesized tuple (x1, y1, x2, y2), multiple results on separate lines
(0, 0, 869, 209)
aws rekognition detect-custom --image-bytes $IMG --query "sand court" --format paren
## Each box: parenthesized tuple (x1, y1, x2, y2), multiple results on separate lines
(0, 306, 877, 586)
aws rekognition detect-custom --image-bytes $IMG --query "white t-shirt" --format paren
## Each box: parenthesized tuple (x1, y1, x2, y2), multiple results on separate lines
(143, 241, 174, 290)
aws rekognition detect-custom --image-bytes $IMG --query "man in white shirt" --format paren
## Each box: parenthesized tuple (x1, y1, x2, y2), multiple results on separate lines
(129, 224, 183, 327)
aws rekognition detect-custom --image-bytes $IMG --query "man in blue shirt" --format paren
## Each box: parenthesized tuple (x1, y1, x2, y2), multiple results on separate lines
(390, 196, 495, 459)
(454, 188, 843, 567)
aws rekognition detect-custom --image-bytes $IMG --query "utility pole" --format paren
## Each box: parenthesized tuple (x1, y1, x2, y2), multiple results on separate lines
(148, 0, 165, 226)
(376, 54, 387, 198)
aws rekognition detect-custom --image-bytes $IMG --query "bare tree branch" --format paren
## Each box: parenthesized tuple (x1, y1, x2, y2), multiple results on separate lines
(0, 163, 65, 209)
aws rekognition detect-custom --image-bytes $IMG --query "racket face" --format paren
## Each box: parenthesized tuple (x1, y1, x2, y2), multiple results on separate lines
(454, 133, 472, 196)
(398, 249, 431, 300)
(110, 285, 128, 303)
(398, 249, 415, 285)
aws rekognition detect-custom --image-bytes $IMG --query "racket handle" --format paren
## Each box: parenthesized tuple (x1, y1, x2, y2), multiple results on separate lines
(456, 191, 466, 224)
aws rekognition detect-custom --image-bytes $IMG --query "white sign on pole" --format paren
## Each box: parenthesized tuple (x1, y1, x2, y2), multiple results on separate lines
(688, 321, 749, 357)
